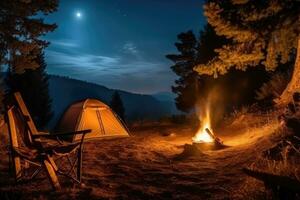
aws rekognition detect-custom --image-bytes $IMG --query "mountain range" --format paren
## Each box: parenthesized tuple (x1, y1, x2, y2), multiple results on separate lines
(48, 75, 179, 127)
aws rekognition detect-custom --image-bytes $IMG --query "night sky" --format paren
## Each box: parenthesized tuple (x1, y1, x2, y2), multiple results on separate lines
(44, 0, 205, 94)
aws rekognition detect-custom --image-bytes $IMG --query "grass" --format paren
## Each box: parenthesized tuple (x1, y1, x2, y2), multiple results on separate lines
(0, 107, 298, 199)
(234, 123, 300, 199)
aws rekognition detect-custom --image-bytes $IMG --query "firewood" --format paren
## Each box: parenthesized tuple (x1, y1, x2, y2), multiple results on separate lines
(205, 128, 223, 145)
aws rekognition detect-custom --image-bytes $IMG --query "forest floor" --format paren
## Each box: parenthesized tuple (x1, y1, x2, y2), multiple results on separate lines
(0, 112, 285, 200)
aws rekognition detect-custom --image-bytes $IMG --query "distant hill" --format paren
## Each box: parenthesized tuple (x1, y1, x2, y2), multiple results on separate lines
(152, 91, 176, 102)
(48, 75, 179, 128)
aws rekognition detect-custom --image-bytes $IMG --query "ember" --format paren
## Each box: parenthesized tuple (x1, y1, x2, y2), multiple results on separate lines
(193, 128, 225, 150)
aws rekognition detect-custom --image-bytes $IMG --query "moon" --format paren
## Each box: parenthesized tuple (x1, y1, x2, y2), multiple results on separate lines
(76, 12, 82, 18)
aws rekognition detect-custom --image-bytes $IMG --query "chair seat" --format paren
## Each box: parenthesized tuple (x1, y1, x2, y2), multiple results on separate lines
(43, 142, 81, 156)
(13, 141, 80, 159)
(13, 147, 39, 161)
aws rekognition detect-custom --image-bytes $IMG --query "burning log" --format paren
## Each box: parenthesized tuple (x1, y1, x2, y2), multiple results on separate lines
(193, 128, 226, 150)
(204, 128, 224, 146)
(191, 108, 226, 150)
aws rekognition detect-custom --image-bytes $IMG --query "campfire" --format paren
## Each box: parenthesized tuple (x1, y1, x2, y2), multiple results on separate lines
(192, 110, 214, 143)
(192, 106, 224, 149)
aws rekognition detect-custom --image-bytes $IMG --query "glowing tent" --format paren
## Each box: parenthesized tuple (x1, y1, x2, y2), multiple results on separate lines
(57, 99, 129, 141)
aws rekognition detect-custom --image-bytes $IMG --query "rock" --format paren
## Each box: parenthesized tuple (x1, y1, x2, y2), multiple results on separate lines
(173, 144, 205, 161)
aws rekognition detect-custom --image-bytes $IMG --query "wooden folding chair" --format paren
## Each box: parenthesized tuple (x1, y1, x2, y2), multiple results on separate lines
(6, 92, 91, 190)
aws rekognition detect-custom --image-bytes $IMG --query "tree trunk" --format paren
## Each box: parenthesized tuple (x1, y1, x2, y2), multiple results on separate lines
(276, 38, 300, 106)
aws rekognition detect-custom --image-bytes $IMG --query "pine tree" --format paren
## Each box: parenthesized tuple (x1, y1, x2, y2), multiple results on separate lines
(110, 91, 125, 121)
(7, 51, 53, 129)
(0, 0, 57, 110)
(0, 29, 5, 111)
(166, 25, 227, 112)
(194, 0, 299, 103)
(166, 31, 200, 112)
(0, 0, 58, 73)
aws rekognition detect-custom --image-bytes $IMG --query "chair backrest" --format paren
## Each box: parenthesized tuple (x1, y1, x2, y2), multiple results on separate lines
(13, 92, 39, 141)
(7, 107, 22, 180)
(7, 106, 34, 149)
(7, 107, 19, 150)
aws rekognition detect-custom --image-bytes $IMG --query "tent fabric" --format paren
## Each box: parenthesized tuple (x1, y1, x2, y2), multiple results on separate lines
(58, 99, 129, 141)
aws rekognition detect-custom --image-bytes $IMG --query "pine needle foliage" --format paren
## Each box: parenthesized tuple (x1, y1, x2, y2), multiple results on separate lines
(7, 51, 53, 128)
(167, 25, 227, 112)
(0, 0, 58, 73)
(195, 0, 300, 78)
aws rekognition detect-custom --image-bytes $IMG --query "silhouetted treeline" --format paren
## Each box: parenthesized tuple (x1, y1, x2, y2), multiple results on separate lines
(7, 51, 53, 129)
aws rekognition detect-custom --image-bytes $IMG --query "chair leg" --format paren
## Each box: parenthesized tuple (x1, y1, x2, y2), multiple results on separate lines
(43, 158, 60, 190)
(77, 148, 82, 183)
(13, 156, 22, 181)
(47, 155, 58, 171)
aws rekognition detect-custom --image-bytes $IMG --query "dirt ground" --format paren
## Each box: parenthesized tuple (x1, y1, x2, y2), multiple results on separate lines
(0, 114, 281, 200)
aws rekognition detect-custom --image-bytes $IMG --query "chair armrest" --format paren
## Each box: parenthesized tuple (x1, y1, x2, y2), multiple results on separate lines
(37, 131, 50, 136)
(32, 129, 91, 138)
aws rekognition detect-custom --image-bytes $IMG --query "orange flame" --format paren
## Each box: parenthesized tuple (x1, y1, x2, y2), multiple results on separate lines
(192, 106, 214, 143)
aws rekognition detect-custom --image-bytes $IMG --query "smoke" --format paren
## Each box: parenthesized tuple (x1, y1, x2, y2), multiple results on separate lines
(195, 67, 269, 128)
(196, 85, 226, 129)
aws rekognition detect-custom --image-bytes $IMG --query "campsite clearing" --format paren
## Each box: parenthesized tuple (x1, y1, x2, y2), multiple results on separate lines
(0, 113, 280, 199)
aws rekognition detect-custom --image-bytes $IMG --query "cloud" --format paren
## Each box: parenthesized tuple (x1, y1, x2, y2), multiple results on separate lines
(46, 50, 120, 71)
(45, 47, 175, 93)
(46, 48, 162, 74)
(122, 42, 138, 55)
(50, 39, 79, 48)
